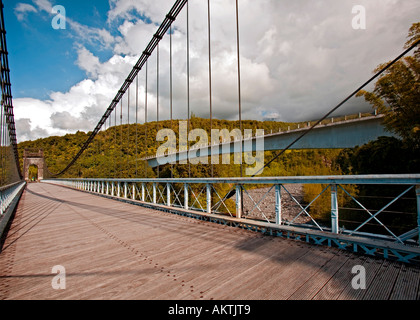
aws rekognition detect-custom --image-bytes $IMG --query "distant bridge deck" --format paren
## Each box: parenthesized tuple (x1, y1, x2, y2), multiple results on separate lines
(0, 183, 419, 300)
(145, 114, 396, 168)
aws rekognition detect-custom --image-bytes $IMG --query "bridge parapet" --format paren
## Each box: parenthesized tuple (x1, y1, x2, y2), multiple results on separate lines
(23, 149, 44, 159)
(44, 174, 420, 264)
(144, 114, 397, 168)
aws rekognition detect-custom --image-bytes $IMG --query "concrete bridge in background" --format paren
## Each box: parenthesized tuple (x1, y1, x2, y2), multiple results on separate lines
(145, 114, 396, 168)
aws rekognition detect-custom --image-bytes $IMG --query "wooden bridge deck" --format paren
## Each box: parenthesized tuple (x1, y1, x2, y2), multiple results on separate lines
(0, 183, 419, 300)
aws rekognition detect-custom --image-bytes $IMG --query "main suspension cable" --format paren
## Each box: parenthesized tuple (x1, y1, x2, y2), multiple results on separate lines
(50, 0, 188, 176)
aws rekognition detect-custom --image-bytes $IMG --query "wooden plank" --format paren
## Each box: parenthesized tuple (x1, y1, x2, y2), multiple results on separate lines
(247, 247, 337, 300)
(336, 256, 383, 300)
(362, 260, 402, 300)
(201, 241, 312, 300)
(287, 252, 350, 300)
(389, 264, 420, 300)
(1, 183, 419, 300)
(311, 255, 368, 300)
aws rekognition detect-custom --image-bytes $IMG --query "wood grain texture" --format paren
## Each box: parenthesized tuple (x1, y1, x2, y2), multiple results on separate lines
(0, 183, 419, 300)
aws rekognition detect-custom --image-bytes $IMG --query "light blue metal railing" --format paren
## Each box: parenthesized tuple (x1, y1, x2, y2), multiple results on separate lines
(0, 181, 26, 238)
(44, 174, 420, 263)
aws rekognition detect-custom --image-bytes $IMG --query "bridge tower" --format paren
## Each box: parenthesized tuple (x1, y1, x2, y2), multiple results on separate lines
(23, 149, 46, 181)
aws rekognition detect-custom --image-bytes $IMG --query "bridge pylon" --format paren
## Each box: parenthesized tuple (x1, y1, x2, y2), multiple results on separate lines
(23, 149, 47, 182)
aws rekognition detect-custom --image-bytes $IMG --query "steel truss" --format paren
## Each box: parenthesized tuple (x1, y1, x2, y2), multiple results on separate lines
(45, 174, 420, 264)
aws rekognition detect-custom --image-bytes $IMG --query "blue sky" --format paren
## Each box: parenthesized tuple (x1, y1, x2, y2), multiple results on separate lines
(4, 0, 420, 142)
(6, 0, 114, 99)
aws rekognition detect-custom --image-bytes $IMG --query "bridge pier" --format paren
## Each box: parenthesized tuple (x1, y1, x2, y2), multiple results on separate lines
(23, 149, 46, 181)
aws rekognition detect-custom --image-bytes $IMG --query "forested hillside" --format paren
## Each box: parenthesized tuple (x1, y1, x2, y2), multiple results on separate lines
(18, 116, 343, 179)
(17, 115, 418, 235)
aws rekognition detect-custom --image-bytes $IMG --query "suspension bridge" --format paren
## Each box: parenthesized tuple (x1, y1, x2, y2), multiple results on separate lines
(1, 0, 420, 301)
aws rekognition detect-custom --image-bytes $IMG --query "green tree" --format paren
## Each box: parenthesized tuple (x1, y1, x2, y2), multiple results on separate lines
(356, 22, 420, 149)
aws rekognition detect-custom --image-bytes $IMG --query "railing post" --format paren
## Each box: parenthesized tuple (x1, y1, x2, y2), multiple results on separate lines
(132, 183, 136, 200)
(331, 184, 339, 234)
(124, 182, 128, 199)
(275, 184, 282, 225)
(1, 193, 4, 216)
(206, 184, 211, 214)
(117, 182, 121, 198)
(153, 183, 157, 204)
(106, 182, 109, 195)
(167, 183, 171, 207)
(236, 185, 242, 219)
(102, 181, 105, 194)
(184, 183, 189, 210)
(111, 182, 115, 196)
(416, 185, 420, 245)
(141, 183, 145, 202)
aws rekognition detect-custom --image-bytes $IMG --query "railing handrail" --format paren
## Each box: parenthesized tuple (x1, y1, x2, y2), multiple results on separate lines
(47, 174, 420, 185)
(43, 175, 420, 264)
(0, 180, 25, 192)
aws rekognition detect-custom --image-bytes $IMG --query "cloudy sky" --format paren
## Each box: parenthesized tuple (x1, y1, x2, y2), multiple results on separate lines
(5, 0, 420, 142)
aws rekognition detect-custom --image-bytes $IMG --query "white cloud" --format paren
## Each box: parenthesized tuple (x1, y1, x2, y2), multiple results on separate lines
(15, 118, 49, 142)
(32, 0, 53, 13)
(107, 0, 174, 24)
(76, 47, 101, 79)
(18, 0, 116, 49)
(50, 111, 92, 131)
(14, 3, 37, 21)
(13, 0, 420, 142)
(68, 19, 116, 49)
